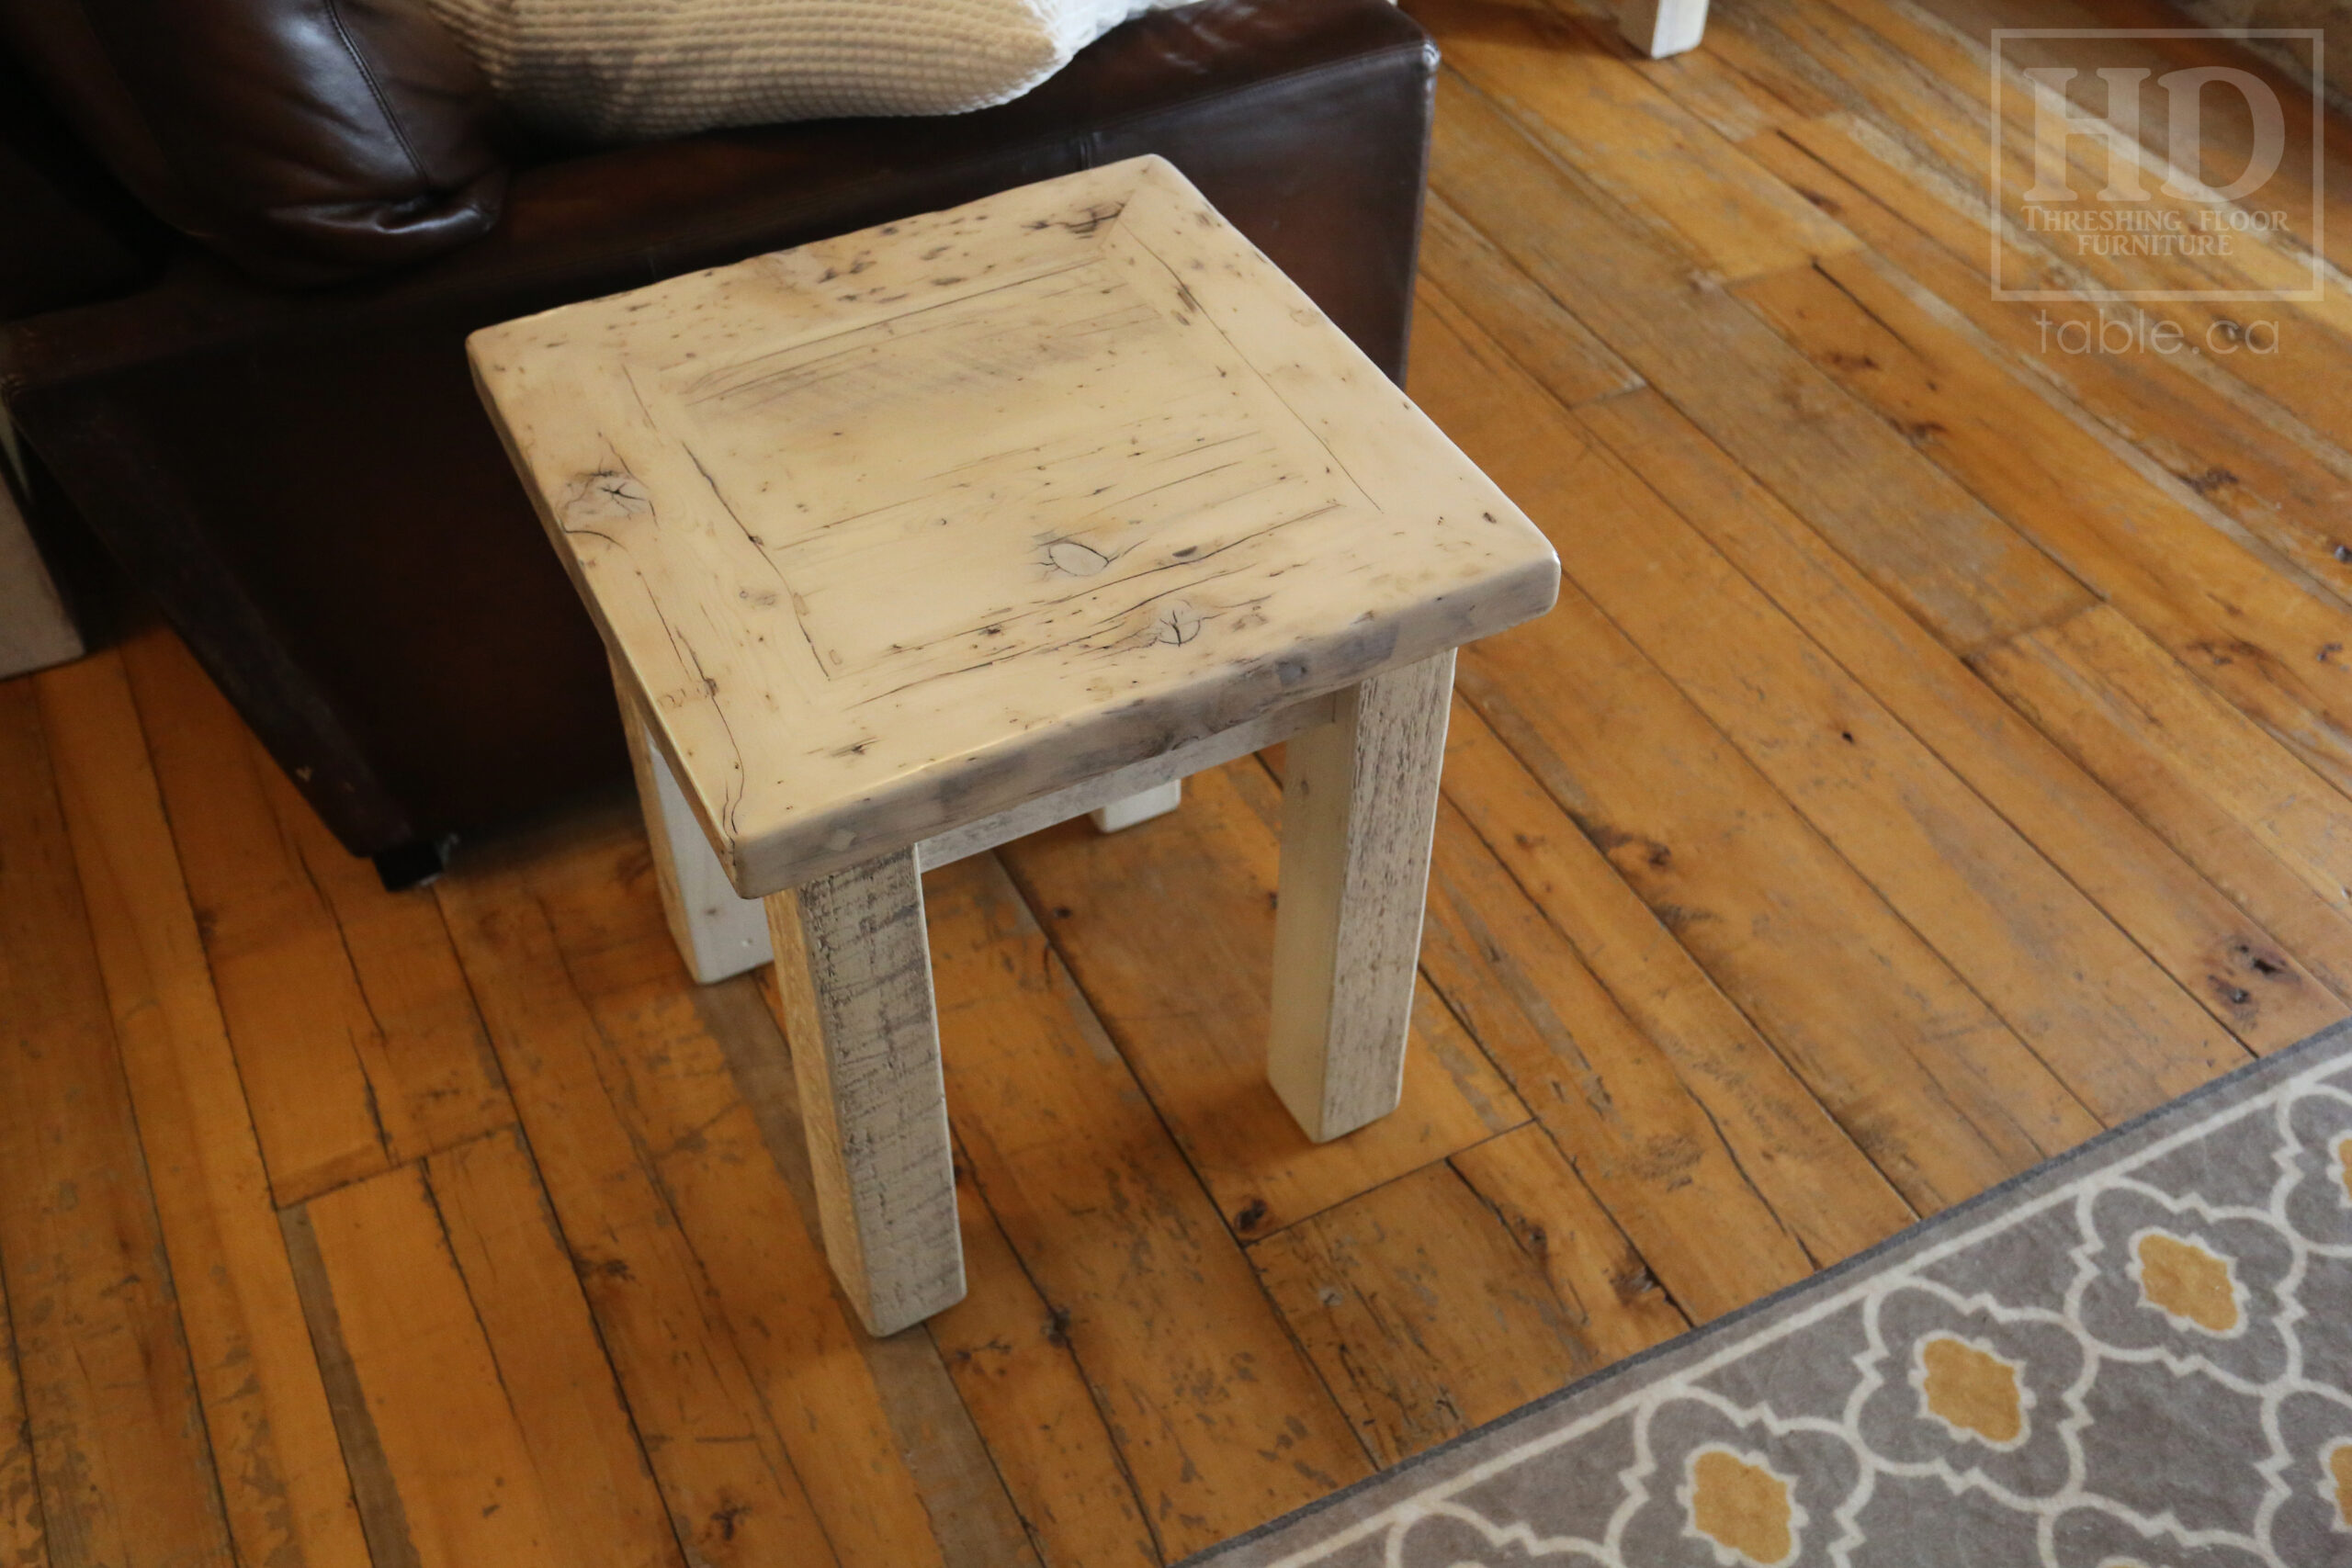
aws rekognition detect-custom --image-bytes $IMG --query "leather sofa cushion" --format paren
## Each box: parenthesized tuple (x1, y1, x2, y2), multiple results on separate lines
(0, 0, 506, 285)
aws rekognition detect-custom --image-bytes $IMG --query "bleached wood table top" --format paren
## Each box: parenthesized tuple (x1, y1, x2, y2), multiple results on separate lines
(471, 156, 1557, 898)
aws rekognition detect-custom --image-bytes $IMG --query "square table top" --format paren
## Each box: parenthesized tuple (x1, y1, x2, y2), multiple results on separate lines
(470, 156, 1557, 897)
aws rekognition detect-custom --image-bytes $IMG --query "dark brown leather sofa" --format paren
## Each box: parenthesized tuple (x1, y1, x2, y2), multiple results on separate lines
(0, 0, 1436, 885)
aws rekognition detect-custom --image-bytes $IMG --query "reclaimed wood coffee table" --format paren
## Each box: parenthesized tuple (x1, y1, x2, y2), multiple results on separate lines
(470, 157, 1558, 1335)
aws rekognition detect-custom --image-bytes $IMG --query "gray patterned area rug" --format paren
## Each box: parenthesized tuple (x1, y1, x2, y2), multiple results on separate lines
(1192, 1021, 2352, 1568)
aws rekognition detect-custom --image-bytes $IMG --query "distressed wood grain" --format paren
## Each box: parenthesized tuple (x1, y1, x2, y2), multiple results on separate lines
(1271, 651, 1455, 1142)
(713, 979, 1044, 1568)
(917, 698, 1331, 872)
(618, 672, 773, 985)
(1575, 384, 2344, 1050)
(435, 835, 846, 1568)
(766, 850, 964, 1335)
(1419, 297, 2258, 1121)
(619, 667, 1333, 987)
(0, 1273, 40, 1568)
(1252, 1142, 1676, 1467)
(925, 852, 1372, 1558)
(998, 757, 1530, 1236)
(1454, 604, 2100, 1213)
(1449, 1125, 1690, 1357)
(1408, 0, 1850, 278)
(119, 626, 510, 1204)
(927, 1157, 1157, 1568)
(472, 156, 1555, 896)
(1613, 20, 1836, 141)
(277, 1206, 422, 1568)
(461, 802, 978, 1568)
(34, 652, 370, 1568)
(1427, 68, 2089, 655)
(1975, 604, 2352, 1012)
(1714, 0, 2352, 457)
(1420, 790, 1874, 1311)
(302, 1163, 567, 1568)
(424, 1132, 684, 1568)
(1417, 193, 1641, 410)
(1736, 253, 2352, 797)
(1737, 115, 2352, 619)
(1430, 690, 1923, 1266)
(19, 10, 2352, 1560)
(0, 681, 233, 1567)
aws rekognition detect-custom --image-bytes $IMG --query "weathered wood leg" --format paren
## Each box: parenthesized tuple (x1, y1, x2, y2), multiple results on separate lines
(1618, 0, 1709, 57)
(1089, 779, 1183, 834)
(616, 674, 774, 984)
(764, 850, 964, 1335)
(1267, 650, 1455, 1143)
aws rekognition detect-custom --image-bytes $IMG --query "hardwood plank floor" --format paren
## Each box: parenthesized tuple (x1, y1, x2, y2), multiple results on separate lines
(2, 2, 2346, 1559)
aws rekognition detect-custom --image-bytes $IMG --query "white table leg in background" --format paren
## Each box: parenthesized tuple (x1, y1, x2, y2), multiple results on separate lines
(766, 850, 965, 1336)
(616, 676, 774, 984)
(1619, 0, 1710, 58)
(1266, 650, 1454, 1144)
(1090, 779, 1183, 833)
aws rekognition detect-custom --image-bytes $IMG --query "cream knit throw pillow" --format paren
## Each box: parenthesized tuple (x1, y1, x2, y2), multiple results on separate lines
(422, 0, 1189, 143)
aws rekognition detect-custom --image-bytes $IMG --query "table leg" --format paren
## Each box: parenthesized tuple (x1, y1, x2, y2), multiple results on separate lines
(1618, 0, 1709, 57)
(1089, 778, 1183, 833)
(616, 671, 773, 984)
(765, 849, 964, 1335)
(1268, 650, 1455, 1143)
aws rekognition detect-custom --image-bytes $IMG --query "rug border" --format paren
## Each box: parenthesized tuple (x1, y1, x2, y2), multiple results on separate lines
(1177, 1013, 2352, 1566)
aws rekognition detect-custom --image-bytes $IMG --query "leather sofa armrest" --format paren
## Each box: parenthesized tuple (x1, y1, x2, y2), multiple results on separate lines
(2, 0, 1434, 392)
(0, 0, 504, 284)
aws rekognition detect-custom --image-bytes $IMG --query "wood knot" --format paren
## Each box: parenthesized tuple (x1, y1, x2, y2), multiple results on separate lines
(1153, 601, 1204, 646)
(1046, 539, 1112, 577)
(562, 468, 651, 525)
